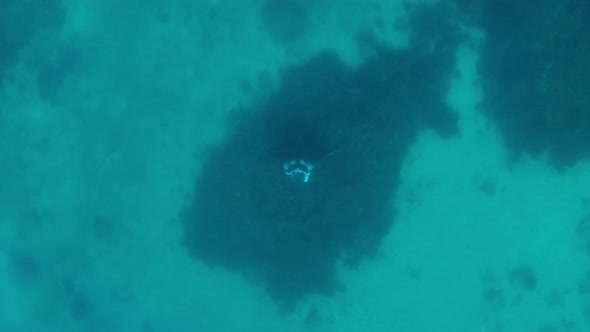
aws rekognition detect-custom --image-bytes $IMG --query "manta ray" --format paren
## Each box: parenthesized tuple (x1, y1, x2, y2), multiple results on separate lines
(267, 116, 335, 183)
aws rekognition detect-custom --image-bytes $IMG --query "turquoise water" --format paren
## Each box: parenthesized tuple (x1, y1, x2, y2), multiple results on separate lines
(1, 1, 590, 331)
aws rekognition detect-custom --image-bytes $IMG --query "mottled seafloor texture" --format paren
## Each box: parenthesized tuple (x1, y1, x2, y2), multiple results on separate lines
(1, 0, 590, 331)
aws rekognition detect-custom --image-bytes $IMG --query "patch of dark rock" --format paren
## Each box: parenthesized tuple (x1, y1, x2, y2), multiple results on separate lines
(92, 215, 120, 245)
(583, 299, 590, 323)
(576, 214, 590, 255)
(478, 178, 497, 196)
(576, 214, 590, 240)
(559, 319, 577, 331)
(537, 324, 558, 332)
(544, 290, 566, 309)
(577, 270, 590, 295)
(405, 1, 468, 64)
(509, 264, 537, 291)
(70, 291, 93, 321)
(36, 46, 82, 105)
(453, 0, 590, 169)
(0, 0, 65, 86)
(483, 287, 504, 305)
(62, 278, 94, 321)
(408, 266, 422, 280)
(302, 305, 323, 330)
(375, 17, 385, 30)
(10, 252, 41, 281)
(183, 2, 462, 311)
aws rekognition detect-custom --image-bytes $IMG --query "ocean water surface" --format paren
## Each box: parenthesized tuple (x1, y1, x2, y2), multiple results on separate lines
(1, 1, 590, 331)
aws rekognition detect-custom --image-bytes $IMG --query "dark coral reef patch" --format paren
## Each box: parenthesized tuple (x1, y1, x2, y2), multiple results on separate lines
(183, 3, 463, 310)
(455, 0, 590, 168)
